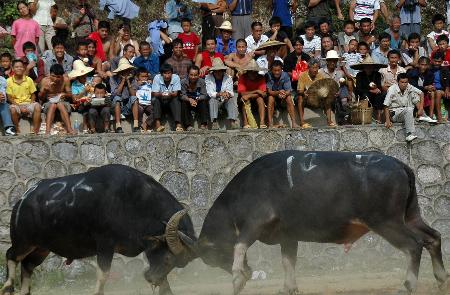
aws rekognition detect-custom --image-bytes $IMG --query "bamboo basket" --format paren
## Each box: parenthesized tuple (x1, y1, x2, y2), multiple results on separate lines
(350, 97, 373, 125)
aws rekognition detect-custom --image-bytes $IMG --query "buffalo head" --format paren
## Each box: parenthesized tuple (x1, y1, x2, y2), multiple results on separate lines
(143, 209, 197, 290)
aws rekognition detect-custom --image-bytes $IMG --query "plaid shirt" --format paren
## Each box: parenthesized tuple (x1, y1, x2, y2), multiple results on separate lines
(165, 55, 193, 80)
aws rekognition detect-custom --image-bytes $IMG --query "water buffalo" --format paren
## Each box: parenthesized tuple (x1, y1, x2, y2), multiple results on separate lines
(1, 164, 196, 295)
(198, 150, 450, 295)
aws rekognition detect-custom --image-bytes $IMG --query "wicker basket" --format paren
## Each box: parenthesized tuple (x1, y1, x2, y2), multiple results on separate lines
(350, 98, 373, 125)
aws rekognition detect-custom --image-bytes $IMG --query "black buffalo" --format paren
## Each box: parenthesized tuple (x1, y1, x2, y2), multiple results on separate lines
(198, 150, 450, 295)
(1, 164, 196, 295)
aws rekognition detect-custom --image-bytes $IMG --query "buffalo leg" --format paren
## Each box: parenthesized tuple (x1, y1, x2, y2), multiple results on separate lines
(232, 241, 253, 295)
(1, 246, 35, 295)
(20, 248, 49, 295)
(158, 278, 174, 295)
(407, 218, 450, 292)
(94, 249, 113, 295)
(373, 222, 423, 294)
(280, 241, 300, 295)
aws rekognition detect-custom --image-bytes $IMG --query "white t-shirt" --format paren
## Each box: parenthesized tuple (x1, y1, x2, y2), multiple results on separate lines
(300, 35, 321, 55)
(427, 30, 450, 52)
(32, 0, 56, 26)
(353, 0, 380, 21)
(245, 35, 269, 53)
(137, 83, 152, 105)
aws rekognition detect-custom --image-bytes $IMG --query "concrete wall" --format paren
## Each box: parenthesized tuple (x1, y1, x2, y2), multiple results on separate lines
(0, 124, 449, 273)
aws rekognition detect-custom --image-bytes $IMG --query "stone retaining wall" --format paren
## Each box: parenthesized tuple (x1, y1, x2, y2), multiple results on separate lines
(0, 124, 449, 272)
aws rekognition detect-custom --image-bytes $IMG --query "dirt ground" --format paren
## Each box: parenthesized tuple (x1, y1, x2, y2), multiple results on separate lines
(32, 269, 443, 295)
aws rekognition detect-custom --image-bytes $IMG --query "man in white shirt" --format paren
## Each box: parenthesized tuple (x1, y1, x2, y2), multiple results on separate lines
(245, 21, 268, 57)
(384, 72, 424, 142)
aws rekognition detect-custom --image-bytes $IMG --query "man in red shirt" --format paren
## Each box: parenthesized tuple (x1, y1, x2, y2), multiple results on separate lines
(195, 38, 224, 77)
(177, 18, 200, 61)
(238, 59, 267, 129)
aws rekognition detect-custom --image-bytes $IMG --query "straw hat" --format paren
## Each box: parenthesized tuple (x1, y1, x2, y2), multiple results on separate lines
(242, 59, 265, 74)
(324, 50, 340, 60)
(216, 21, 234, 32)
(113, 58, 135, 73)
(209, 58, 228, 71)
(68, 60, 94, 79)
(350, 55, 388, 70)
(256, 40, 286, 51)
(306, 78, 339, 109)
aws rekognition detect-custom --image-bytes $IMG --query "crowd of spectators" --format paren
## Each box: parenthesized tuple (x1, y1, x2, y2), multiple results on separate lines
(0, 0, 449, 142)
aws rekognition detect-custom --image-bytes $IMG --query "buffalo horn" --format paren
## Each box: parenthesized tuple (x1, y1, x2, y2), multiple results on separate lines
(165, 209, 188, 255)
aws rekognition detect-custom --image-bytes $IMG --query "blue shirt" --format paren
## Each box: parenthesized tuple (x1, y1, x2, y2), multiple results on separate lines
(266, 71, 292, 91)
(152, 74, 181, 93)
(133, 54, 160, 76)
(227, 0, 252, 15)
(216, 36, 237, 56)
(371, 47, 390, 65)
(272, 0, 292, 27)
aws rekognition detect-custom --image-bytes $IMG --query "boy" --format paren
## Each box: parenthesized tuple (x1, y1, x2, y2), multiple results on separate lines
(429, 51, 449, 123)
(151, 63, 183, 132)
(427, 14, 449, 53)
(342, 39, 362, 79)
(380, 50, 406, 93)
(135, 68, 154, 132)
(357, 41, 370, 59)
(133, 41, 160, 76)
(245, 22, 269, 57)
(110, 58, 140, 133)
(338, 20, 359, 53)
(300, 21, 321, 58)
(0, 75, 16, 135)
(264, 17, 294, 58)
(401, 33, 427, 70)
(266, 60, 298, 128)
(39, 64, 74, 135)
(22, 42, 45, 85)
(0, 53, 13, 79)
(7, 59, 41, 135)
(177, 18, 200, 61)
(87, 83, 111, 133)
(407, 57, 439, 122)
(434, 35, 450, 64)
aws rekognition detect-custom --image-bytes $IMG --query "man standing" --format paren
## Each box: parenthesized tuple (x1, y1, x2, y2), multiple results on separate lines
(227, 0, 252, 40)
(384, 73, 424, 142)
(199, 0, 227, 44)
(396, 0, 426, 36)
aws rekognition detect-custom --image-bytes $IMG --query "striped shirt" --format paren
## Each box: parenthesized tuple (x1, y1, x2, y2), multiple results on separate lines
(353, 0, 380, 21)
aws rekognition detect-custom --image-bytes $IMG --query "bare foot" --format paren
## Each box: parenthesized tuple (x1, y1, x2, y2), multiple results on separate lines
(344, 243, 352, 253)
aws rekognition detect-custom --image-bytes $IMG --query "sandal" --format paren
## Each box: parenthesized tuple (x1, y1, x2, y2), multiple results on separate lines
(156, 126, 165, 132)
(327, 122, 337, 128)
(175, 126, 184, 132)
(301, 123, 312, 129)
(259, 124, 268, 129)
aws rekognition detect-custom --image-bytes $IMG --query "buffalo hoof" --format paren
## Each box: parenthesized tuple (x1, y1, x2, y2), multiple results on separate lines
(1, 285, 14, 295)
(232, 270, 248, 295)
(278, 288, 301, 295)
(438, 275, 450, 295)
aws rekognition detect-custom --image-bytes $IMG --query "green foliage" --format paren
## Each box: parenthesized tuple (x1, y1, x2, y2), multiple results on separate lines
(0, 1, 19, 27)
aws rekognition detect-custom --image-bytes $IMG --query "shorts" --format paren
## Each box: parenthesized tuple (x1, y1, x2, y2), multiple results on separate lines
(11, 102, 40, 118)
(112, 95, 138, 116)
(42, 101, 71, 114)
